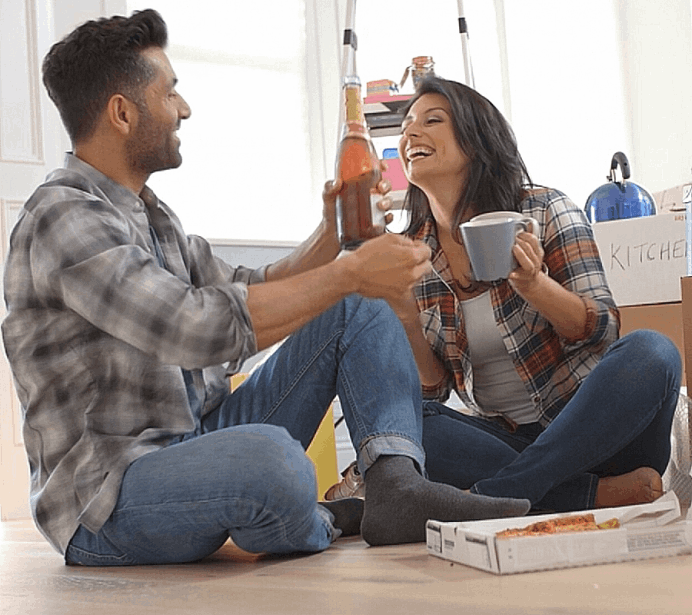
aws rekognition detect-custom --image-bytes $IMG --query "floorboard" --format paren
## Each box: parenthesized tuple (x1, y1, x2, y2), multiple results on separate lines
(2, 520, 692, 615)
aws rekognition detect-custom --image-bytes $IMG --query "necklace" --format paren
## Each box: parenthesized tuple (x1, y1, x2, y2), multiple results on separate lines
(451, 277, 490, 296)
(437, 230, 491, 296)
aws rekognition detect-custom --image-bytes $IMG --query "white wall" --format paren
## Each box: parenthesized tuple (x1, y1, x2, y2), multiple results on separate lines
(615, 0, 692, 196)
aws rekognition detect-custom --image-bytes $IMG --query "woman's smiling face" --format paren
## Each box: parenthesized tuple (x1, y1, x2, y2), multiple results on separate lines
(398, 93, 470, 191)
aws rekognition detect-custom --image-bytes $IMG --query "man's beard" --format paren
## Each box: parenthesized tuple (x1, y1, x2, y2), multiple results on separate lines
(126, 105, 182, 176)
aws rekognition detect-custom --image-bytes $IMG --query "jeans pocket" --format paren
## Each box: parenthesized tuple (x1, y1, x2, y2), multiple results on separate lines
(65, 544, 136, 567)
(65, 526, 137, 567)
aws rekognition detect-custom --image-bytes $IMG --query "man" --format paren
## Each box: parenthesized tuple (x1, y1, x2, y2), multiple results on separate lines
(2, 9, 528, 565)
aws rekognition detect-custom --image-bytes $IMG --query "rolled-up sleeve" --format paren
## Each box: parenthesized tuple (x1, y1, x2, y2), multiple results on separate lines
(540, 193, 620, 352)
(30, 195, 259, 370)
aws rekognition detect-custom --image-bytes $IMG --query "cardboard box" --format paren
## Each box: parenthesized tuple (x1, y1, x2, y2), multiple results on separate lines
(620, 302, 685, 384)
(591, 213, 686, 306)
(652, 182, 690, 215)
(426, 492, 692, 575)
(681, 277, 692, 391)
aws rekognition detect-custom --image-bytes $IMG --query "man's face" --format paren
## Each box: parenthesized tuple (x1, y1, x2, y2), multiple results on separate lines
(126, 47, 191, 175)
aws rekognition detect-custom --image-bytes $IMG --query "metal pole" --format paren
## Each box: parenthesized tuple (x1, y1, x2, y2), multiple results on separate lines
(340, 0, 358, 82)
(337, 0, 358, 147)
(457, 0, 475, 88)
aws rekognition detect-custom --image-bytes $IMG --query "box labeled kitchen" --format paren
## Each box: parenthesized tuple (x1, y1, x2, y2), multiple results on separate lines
(426, 492, 692, 575)
(591, 212, 686, 306)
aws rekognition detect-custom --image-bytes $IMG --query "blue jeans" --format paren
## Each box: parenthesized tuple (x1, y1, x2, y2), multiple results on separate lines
(422, 330, 681, 512)
(66, 295, 424, 566)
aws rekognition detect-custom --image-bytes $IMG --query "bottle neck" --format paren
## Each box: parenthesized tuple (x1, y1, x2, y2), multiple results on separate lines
(342, 78, 368, 138)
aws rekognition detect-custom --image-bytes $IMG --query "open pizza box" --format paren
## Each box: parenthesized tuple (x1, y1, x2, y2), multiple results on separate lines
(426, 491, 692, 575)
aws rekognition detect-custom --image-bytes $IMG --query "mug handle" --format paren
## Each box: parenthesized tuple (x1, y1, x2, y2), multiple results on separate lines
(516, 217, 539, 235)
(512, 217, 546, 277)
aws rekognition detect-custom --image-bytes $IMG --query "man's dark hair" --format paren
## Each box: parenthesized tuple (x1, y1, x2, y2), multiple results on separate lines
(401, 77, 533, 240)
(42, 9, 168, 144)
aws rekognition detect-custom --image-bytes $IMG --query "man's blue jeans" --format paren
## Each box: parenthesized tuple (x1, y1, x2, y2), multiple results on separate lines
(66, 295, 424, 565)
(421, 330, 681, 512)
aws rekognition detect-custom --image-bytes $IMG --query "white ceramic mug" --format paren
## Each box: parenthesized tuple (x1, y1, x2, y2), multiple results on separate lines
(460, 211, 538, 282)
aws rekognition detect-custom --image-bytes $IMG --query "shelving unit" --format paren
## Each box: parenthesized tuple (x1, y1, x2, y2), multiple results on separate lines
(363, 94, 411, 137)
(363, 94, 412, 208)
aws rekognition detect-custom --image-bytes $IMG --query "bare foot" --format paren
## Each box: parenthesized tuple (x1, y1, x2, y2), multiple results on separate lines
(595, 467, 663, 508)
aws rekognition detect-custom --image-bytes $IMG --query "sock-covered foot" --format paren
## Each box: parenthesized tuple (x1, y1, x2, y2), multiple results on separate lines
(320, 497, 364, 537)
(595, 467, 663, 508)
(361, 456, 530, 546)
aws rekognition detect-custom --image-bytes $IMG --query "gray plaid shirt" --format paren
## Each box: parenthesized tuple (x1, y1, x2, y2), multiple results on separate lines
(2, 154, 264, 554)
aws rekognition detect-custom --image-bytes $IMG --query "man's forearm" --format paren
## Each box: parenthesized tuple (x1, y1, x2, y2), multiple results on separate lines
(247, 234, 433, 352)
(265, 221, 340, 282)
(247, 256, 354, 351)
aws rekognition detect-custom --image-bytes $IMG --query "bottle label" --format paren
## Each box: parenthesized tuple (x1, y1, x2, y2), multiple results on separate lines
(344, 86, 365, 124)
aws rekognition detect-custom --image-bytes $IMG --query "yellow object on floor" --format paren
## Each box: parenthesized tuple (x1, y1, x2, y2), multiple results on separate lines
(230, 373, 339, 499)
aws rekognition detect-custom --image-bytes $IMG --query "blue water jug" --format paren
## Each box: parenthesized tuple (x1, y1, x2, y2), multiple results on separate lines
(584, 152, 656, 222)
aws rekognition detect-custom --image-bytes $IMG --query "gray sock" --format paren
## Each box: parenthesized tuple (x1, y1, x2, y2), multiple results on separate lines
(360, 456, 531, 546)
(320, 497, 364, 537)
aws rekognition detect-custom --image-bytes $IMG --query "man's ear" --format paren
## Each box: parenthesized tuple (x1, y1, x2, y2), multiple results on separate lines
(106, 94, 138, 136)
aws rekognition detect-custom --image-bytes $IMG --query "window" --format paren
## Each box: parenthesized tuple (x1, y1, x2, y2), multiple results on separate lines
(126, 1, 674, 242)
(354, 0, 629, 210)
(127, 1, 315, 242)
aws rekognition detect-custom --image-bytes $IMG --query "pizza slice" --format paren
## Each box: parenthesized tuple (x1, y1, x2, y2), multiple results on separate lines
(497, 513, 620, 539)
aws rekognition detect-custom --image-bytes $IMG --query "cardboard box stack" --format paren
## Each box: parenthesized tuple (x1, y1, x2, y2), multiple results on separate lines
(589, 186, 690, 386)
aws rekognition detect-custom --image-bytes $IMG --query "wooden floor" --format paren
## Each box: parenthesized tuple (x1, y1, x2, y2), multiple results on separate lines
(2, 519, 692, 615)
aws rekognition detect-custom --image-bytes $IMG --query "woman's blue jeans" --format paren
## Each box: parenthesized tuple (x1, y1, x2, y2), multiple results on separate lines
(66, 295, 424, 566)
(422, 330, 681, 512)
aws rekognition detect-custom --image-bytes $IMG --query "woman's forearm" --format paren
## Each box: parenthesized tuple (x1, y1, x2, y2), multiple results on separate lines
(389, 293, 447, 386)
(513, 271, 588, 341)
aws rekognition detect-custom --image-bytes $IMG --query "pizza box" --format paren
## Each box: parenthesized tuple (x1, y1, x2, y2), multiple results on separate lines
(426, 491, 692, 575)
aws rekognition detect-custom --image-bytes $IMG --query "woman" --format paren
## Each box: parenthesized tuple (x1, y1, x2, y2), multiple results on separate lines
(389, 76, 681, 513)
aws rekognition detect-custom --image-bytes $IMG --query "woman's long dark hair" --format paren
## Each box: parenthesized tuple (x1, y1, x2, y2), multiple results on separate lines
(401, 77, 532, 239)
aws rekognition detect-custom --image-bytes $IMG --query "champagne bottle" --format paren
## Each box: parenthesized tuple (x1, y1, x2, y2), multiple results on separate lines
(335, 75, 385, 250)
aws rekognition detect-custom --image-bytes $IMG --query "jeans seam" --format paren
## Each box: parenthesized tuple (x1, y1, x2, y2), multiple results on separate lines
(109, 494, 329, 555)
(257, 328, 344, 426)
(359, 432, 423, 452)
(564, 397, 665, 481)
(336, 359, 369, 441)
(65, 543, 135, 566)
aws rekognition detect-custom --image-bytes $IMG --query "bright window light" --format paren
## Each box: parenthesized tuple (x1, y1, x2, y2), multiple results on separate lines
(126, 1, 314, 242)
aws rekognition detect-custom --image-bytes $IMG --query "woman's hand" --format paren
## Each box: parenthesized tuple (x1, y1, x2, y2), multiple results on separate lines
(508, 228, 547, 297)
(508, 228, 589, 341)
(321, 161, 395, 237)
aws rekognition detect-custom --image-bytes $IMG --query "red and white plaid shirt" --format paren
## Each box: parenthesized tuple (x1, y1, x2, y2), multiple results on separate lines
(409, 188, 620, 426)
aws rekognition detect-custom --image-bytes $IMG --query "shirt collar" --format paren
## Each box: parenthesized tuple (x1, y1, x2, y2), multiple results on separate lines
(416, 216, 453, 284)
(63, 153, 158, 213)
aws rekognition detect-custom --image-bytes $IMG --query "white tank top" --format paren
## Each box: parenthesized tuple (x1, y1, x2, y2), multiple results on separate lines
(459, 291, 539, 424)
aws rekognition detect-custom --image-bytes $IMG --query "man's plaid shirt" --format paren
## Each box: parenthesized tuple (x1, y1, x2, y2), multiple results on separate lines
(410, 188, 620, 425)
(2, 155, 263, 554)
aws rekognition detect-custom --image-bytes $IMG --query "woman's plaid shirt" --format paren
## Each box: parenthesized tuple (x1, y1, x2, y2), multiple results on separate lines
(410, 188, 620, 426)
